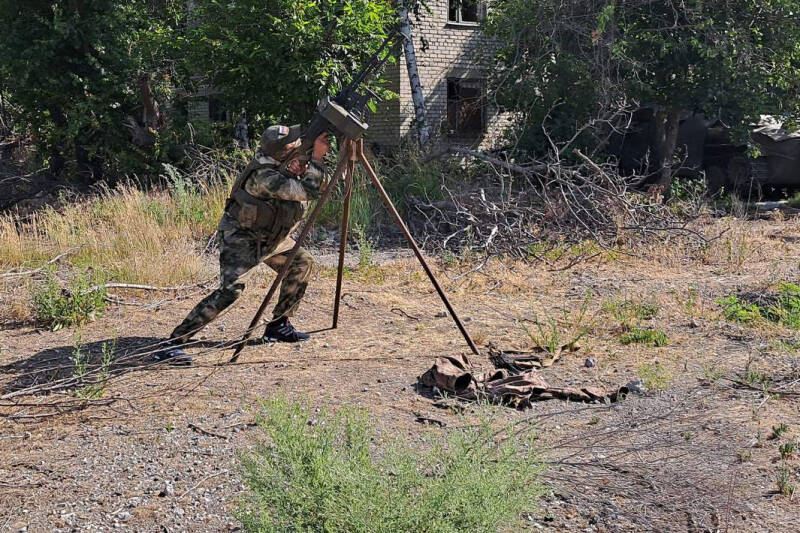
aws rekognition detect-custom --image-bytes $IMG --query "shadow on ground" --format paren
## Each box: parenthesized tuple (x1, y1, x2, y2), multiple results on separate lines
(0, 336, 231, 396)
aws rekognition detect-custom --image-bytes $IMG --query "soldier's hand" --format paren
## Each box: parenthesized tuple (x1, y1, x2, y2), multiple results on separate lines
(312, 132, 330, 160)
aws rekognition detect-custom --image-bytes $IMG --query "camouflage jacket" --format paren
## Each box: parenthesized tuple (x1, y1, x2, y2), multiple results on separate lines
(219, 150, 326, 239)
(242, 151, 326, 202)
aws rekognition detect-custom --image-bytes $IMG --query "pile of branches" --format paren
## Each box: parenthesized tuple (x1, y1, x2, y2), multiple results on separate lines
(409, 146, 708, 261)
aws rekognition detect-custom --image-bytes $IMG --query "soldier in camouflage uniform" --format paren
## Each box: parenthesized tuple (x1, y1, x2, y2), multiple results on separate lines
(156, 125, 330, 365)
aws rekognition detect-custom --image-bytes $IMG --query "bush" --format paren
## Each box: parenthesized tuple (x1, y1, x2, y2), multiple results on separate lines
(717, 284, 800, 329)
(602, 298, 659, 330)
(620, 327, 669, 347)
(238, 397, 542, 532)
(31, 268, 107, 331)
(637, 362, 673, 391)
(717, 295, 763, 324)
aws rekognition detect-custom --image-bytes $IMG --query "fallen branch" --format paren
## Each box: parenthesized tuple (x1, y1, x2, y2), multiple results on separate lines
(0, 248, 79, 278)
(177, 469, 229, 499)
(447, 146, 548, 175)
(89, 278, 216, 293)
(188, 422, 229, 440)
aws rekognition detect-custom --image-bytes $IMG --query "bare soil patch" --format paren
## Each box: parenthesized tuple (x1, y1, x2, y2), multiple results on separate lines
(2, 217, 800, 532)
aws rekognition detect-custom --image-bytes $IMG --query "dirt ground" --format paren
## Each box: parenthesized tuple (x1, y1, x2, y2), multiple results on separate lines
(2, 216, 800, 532)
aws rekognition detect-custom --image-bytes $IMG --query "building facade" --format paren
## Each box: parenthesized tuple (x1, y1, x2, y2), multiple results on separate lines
(368, 0, 511, 149)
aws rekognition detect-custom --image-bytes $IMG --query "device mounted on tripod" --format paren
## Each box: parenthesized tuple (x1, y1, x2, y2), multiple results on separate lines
(284, 27, 399, 163)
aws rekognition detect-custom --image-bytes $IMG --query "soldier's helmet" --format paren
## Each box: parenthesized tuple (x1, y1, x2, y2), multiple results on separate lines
(261, 124, 302, 156)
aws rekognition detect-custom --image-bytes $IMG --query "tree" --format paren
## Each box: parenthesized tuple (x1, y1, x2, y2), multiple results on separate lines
(486, 0, 800, 194)
(0, 0, 186, 179)
(185, 0, 396, 131)
(399, 1, 430, 146)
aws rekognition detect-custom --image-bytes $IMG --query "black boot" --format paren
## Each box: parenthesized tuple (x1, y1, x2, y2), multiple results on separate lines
(263, 317, 310, 343)
(152, 340, 193, 366)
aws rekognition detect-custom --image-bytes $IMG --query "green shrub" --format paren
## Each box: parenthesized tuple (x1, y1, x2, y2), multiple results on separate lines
(637, 362, 673, 391)
(621, 327, 669, 347)
(32, 268, 107, 330)
(718, 284, 800, 329)
(717, 295, 762, 324)
(238, 397, 542, 532)
(774, 283, 800, 329)
(602, 297, 659, 330)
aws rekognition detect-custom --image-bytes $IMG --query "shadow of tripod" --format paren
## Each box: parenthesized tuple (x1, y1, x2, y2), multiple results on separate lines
(229, 138, 478, 362)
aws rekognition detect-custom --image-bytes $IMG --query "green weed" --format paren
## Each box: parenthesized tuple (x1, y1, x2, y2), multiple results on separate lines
(71, 337, 116, 399)
(238, 397, 542, 532)
(772, 283, 800, 329)
(770, 339, 800, 353)
(716, 295, 762, 324)
(621, 327, 669, 347)
(718, 283, 800, 330)
(32, 268, 107, 330)
(777, 467, 795, 497)
(736, 449, 753, 463)
(352, 223, 375, 271)
(602, 296, 659, 330)
(683, 283, 700, 317)
(702, 364, 723, 381)
(772, 423, 790, 440)
(637, 362, 672, 391)
(779, 441, 796, 460)
(523, 294, 594, 354)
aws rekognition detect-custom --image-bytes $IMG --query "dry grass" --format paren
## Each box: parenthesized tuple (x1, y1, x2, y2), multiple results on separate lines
(0, 179, 229, 285)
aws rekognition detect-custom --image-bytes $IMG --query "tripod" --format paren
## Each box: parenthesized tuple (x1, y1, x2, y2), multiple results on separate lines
(229, 138, 478, 362)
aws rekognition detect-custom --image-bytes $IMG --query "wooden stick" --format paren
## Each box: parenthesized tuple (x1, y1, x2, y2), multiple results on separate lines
(332, 154, 355, 329)
(355, 140, 479, 355)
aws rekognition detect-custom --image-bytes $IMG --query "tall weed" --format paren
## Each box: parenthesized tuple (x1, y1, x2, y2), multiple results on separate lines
(32, 268, 107, 330)
(1, 171, 230, 285)
(238, 397, 542, 532)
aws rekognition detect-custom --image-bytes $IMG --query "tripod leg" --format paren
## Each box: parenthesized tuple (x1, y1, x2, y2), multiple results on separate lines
(230, 140, 353, 362)
(354, 141, 480, 355)
(332, 157, 355, 329)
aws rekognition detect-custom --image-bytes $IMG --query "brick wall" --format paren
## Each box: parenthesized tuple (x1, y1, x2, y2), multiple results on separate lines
(368, 0, 513, 150)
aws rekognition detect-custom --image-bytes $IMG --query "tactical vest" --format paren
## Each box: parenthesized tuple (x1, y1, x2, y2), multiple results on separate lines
(226, 157, 304, 243)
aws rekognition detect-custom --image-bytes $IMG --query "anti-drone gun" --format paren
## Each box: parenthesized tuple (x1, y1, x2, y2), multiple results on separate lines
(286, 28, 399, 162)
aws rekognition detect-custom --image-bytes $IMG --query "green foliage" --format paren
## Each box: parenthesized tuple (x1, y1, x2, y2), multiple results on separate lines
(773, 423, 790, 440)
(485, 0, 800, 156)
(717, 295, 762, 324)
(773, 283, 800, 330)
(238, 397, 542, 532)
(779, 441, 797, 460)
(602, 297, 659, 330)
(743, 370, 772, 391)
(718, 284, 800, 329)
(0, 1, 186, 176)
(777, 466, 795, 497)
(186, 0, 396, 129)
(637, 362, 672, 390)
(71, 336, 116, 399)
(523, 293, 594, 354)
(621, 328, 669, 347)
(32, 268, 107, 330)
(352, 223, 375, 270)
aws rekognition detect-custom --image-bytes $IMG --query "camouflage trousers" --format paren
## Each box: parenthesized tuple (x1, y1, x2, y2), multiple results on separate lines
(170, 225, 313, 343)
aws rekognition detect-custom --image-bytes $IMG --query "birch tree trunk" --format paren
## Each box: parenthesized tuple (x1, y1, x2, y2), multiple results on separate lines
(399, 3, 430, 147)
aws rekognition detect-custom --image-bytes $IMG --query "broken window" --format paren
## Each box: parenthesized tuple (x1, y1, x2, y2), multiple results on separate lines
(446, 78, 485, 136)
(448, 0, 480, 24)
(208, 95, 228, 122)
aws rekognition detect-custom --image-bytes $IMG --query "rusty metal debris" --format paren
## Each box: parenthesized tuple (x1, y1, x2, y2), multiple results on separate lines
(419, 350, 627, 409)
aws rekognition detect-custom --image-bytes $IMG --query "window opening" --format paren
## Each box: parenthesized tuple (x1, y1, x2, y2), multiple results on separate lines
(446, 78, 485, 136)
(448, 0, 480, 24)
